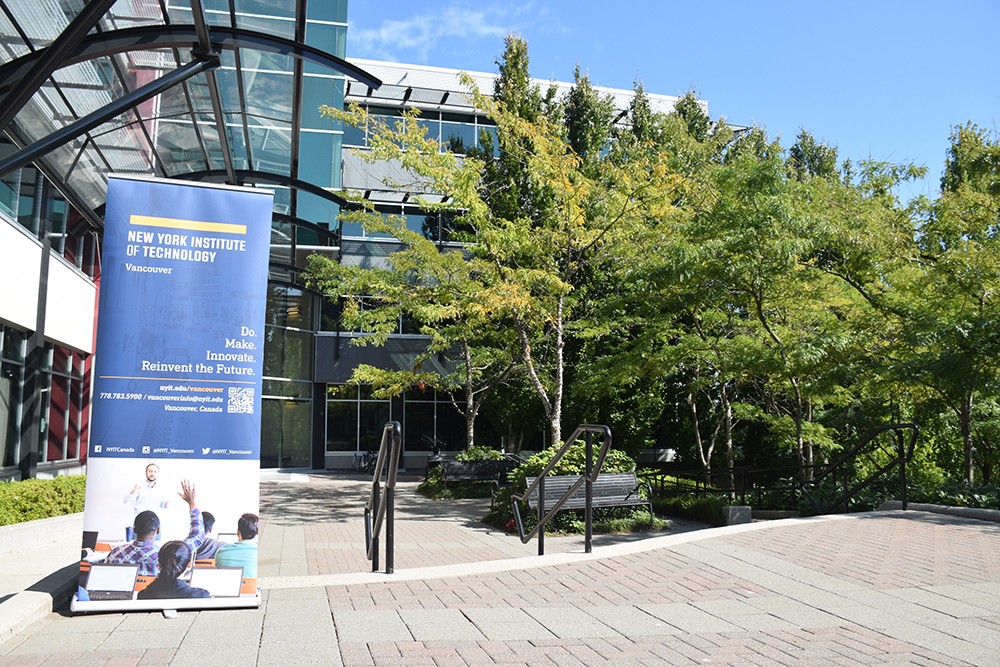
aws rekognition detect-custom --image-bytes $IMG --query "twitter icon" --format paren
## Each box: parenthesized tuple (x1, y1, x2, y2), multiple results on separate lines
(202, 447, 211, 455)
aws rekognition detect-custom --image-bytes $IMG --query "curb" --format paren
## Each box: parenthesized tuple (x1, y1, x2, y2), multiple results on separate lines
(0, 514, 83, 645)
(878, 500, 1000, 523)
(0, 513, 82, 556)
(0, 562, 78, 646)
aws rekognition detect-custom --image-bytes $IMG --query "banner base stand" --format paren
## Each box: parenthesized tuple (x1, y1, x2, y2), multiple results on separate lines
(70, 592, 261, 614)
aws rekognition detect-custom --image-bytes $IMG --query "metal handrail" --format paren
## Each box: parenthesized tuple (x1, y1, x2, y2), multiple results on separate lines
(511, 424, 612, 555)
(641, 423, 919, 516)
(364, 421, 402, 573)
(801, 422, 918, 515)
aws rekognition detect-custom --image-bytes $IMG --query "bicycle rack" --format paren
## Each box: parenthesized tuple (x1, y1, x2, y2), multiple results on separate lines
(364, 421, 402, 573)
(511, 424, 612, 556)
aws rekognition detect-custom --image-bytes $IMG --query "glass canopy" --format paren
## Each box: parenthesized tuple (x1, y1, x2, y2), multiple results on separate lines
(0, 0, 379, 232)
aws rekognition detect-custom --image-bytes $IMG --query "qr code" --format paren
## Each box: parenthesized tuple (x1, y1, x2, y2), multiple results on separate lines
(227, 387, 255, 414)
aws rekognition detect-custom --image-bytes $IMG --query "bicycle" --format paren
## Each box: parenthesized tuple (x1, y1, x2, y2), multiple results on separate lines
(354, 449, 378, 474)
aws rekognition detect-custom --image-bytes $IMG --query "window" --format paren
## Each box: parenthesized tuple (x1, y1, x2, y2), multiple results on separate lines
(325, 384, 392, 453)
(43, 344, 85, 464)
(0, 326, 25, 469)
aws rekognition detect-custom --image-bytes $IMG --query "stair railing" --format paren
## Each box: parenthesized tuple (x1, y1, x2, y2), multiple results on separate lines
(511, 424, 612, 555)
(364, 420, 402, 573)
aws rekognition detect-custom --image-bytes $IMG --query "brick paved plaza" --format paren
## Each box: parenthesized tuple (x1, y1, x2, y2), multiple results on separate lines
(2, 473, 999, 665)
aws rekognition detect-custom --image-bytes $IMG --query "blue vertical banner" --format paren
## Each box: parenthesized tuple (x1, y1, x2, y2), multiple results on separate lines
(75, 176, 273, 611)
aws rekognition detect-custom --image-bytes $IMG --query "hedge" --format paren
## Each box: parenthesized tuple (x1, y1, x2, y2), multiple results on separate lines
(0, 476, 87, 526)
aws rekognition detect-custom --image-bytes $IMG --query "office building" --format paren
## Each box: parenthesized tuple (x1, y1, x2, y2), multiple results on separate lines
(0, 1, 693, 478)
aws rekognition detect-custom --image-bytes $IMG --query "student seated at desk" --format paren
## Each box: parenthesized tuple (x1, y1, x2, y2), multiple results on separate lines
(215, 513, 258, 577)
(137, 541, 209, 600)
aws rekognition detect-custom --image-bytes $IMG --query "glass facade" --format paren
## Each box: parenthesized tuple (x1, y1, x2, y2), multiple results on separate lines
(325, 384, 467, 457)
(0, 327, 25, 469)
(0, 138, 98, 276)
(341, 105, 496, 157)
(0, 325, 89, 475)
(261, 283, 315, 468)
(43, 345, 88, 465)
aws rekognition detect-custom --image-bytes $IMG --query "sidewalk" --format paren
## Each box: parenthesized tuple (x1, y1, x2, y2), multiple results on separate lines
(2, 472, 1000, 665)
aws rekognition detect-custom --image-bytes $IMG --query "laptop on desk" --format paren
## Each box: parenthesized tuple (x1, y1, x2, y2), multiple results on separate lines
(85, 563, 139, 601)
(216, 532, 238, 544)
(189, 566, 245, 597)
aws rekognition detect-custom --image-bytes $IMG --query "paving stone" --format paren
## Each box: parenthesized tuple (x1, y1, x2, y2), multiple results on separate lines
(637, 602, 742, 634)
(522, 607, 621, 639)
(580, 605, 681, 637)
(461, 607, 555, 641)
(7, 477, 1000, 666)
(333, 610, 412, 643)
(396, 608, 484, 641)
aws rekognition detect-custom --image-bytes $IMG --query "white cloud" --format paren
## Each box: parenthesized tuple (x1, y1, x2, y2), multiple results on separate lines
(349, 4, 533, 64)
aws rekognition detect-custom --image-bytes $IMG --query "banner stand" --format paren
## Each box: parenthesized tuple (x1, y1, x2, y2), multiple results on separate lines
(77, 176, 272, 613)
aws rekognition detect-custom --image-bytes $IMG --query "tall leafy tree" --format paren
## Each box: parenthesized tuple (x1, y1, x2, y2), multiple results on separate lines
(316, 36, 681, 449)
(564, 65, 615, 169)
(308, 100, 523, 449)
(306, 210, 518, 449)
(788, 129, 839, 181)
(898, 123, 1000, 483)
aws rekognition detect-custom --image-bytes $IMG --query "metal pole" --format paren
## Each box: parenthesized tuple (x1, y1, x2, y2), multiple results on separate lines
(899, 427, 908, 511)
(585, 432, 593, 554)
(371, 485, 380, 572)
(386, 484, 394, 574)
(537, 475, 545, 556)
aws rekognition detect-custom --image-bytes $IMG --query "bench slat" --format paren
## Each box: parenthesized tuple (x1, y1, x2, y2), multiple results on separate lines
(524, 473, 650, 513)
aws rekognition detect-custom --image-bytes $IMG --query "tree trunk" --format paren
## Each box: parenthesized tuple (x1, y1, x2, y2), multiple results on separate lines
(961, 391, 974, 485)
(688, 389, 714, 484)
(462, 341, 476, 450)
(550, 294, 565, 447)
(792, 379, 808, 482)
(804, 401, 814, 474)
(722, 382, 735, 499)
(512, 296, 563, 447)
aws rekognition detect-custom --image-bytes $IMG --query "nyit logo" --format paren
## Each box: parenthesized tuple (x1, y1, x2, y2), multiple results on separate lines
(201, 447, 211, 455)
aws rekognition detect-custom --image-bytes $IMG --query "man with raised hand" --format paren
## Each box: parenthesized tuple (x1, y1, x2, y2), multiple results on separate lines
(107, 479, 205, 576)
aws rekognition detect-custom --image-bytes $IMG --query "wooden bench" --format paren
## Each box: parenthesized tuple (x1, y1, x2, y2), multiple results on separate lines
(524, 472, 654, 526)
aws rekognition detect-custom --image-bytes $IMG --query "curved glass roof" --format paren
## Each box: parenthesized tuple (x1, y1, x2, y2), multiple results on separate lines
(0, 0, 379, 231)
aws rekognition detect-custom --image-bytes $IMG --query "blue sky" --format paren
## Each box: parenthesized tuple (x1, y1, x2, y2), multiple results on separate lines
(346, 0, 998, 200)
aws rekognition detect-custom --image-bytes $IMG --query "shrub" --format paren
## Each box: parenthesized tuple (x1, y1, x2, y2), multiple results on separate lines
(455, 446, 505, 462)
(905, 481, 1000, 510)
(651, 494, 728, 527)
(0, 476, 87, 526)
(417, 445, 506, 500)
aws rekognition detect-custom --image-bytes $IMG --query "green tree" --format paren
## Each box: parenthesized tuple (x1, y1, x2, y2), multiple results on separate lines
(673, 88, 711, 143)
(479, 35, 559, 227)
(788, 129, 839, 181)
(306, 210, 519, 449)
(899, 123, 1000, 483)
(564, 65, 615, 168)
(310, 97, 526, 449)
(317, 36, 681, 450)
